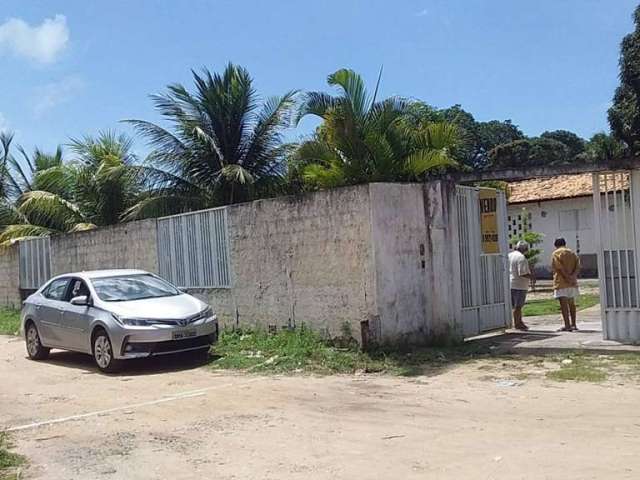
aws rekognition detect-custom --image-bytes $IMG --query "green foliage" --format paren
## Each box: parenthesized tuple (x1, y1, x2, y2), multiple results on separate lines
(402, 102, 524, 169)
(211, 327, 493, 376)
(0, 132, 140, 246)
(489, 137, 570, 169)
(522, 294, 600, 317)
(292, 70, 459, 189)
(540, 130, 586, 158)
(583, 132, 627, 163)
(609, 5, 640, 153)
(124, 63, 297, 219)
(0, 433, 24, 478)
(546, 355, 607, 383)
(0, 308, 20, 336)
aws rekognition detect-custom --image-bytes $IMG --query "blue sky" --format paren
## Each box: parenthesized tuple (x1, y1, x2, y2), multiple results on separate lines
(0, 0, 638, 157)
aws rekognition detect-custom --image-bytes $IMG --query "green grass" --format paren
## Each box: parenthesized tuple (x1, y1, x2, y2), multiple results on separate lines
(523, 294, 600, 317)
(210, 328, 492, 376)
(546, 354, 608, 382)
(0, 308, 20, 336)
(0, 433, 24, 480)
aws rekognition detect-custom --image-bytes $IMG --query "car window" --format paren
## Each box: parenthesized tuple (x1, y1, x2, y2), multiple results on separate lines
(91, 274, 180, 302)
(43, 278, 70, 301)
(66, 279, 90, 301)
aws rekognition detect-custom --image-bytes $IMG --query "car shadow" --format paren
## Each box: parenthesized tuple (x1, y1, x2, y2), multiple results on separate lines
(37, 350, 221, 376)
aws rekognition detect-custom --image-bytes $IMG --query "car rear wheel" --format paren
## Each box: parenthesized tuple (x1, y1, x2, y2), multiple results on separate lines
(25, 323, 50, 360)
(93, 331, 121, 373)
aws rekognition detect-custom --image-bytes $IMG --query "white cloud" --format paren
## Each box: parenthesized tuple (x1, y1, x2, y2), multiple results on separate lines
(32, 76, 85, 118)
(416, 8, 429, 17)
(0, 14, 69, 64)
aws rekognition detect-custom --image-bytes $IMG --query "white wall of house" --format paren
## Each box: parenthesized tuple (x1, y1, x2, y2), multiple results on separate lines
(508, 196, 596, 276)
(508, 193, 633, 277)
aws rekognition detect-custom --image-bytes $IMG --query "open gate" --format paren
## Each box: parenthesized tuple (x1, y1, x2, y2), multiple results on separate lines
(593, 171, 640, 342)
(454, 186, 511, 337)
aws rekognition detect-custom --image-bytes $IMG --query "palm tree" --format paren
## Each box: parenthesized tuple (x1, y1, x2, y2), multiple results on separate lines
(293, 69, 459, 189)
(124, 63, 297, 220)
(0, 132, 140, 246)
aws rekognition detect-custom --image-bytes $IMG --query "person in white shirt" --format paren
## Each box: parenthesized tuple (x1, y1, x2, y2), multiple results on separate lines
(508, 240, 532, 331)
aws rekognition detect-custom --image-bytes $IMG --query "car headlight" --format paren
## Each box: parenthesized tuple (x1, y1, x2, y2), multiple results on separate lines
(201, 307, 215, 320)
(111, 314, 156, 327)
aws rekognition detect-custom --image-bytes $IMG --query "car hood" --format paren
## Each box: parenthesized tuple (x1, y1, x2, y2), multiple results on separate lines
(101, 294, 208, 320)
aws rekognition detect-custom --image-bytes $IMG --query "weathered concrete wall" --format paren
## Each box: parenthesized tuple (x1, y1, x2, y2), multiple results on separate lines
(0, 244, 21, 308)
(422, 181, 462, 341)
(369, 183, 429, 344)
(50, 219, 159, 276)
(0, 182, 473, 346)
(193, 185, 378, 342)
(368, 182, 463, 345)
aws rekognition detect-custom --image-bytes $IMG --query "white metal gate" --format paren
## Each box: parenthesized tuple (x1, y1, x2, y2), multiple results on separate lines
(593, 171, 640, 341)
(455, 186, 511, 337)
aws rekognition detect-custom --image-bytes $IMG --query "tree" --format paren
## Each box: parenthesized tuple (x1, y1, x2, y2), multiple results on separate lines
(401, 102, 524, 169)
(125, 63, 297, 220)
(488, 137, 570, 169)
(583, 132, 626, 162)
(0, 132, 140, 246)
(540, 130, 586, 158)
(293, 69, 459, 189)
(609, 5, 640, 153)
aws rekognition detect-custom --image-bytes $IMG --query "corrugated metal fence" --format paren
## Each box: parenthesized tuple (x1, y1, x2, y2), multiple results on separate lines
(19, 237, 52, 290)
(157, 207, 232, 288)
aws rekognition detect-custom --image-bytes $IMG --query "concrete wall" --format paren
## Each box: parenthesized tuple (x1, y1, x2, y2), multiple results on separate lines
(369, 183, 428, 344)
(50, 219, 159, 276)
(0, 182, 473, 346)
(0, 244, 20, 308)
(192, 185, 378, 342)
(367, 182, 463, 344)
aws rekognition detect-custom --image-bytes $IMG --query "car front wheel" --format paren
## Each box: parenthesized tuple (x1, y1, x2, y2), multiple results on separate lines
(93, 331, 121, 373)
(25, 323, 50, 360)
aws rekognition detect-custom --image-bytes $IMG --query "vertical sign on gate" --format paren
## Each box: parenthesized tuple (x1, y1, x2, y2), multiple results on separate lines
(479, 189, 499, 254)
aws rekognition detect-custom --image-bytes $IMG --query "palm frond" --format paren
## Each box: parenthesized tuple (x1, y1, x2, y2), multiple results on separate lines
(0, 224, 55, 247)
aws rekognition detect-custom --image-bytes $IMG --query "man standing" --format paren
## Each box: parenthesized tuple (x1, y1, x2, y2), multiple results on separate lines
(552, 238, 581, 331)
(509, 240, 532, 331)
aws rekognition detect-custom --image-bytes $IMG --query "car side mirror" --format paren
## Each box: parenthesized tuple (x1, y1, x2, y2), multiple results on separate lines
(70, 295, 89, 306)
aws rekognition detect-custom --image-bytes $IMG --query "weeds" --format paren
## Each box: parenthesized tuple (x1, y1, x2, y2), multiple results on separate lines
(210, 327, 493, 376)
(546, 354, 608, 382)
(0, 309, 20, 336)
(0, 433, 24, 480)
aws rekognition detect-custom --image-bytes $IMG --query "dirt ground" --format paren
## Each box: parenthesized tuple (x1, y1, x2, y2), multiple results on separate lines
(2, 335, 640, 480)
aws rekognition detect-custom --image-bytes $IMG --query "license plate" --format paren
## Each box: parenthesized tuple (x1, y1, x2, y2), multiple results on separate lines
(172, 329, 197, 340)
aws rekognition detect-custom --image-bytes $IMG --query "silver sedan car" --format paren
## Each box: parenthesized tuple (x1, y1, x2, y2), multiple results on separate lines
(21, 269, 219, 372)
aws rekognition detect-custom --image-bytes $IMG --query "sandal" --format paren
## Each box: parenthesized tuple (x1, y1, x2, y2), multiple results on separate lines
(557, 326, 572, 332)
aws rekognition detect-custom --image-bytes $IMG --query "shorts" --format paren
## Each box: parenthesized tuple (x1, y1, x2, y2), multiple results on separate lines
(511, 289, 528, 308)
(554, 287, 580, 299)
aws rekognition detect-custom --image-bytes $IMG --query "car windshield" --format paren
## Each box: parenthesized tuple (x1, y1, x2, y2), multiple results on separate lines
(91, 274, 181, 302)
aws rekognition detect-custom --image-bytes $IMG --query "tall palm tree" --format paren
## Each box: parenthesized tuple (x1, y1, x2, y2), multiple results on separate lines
(293, 69, 459, 189)
(0, 132, 140, 246)
(124, 63, 297, 220)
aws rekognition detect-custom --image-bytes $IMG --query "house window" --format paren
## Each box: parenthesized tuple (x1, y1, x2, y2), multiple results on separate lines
(157, 207, 232, 288)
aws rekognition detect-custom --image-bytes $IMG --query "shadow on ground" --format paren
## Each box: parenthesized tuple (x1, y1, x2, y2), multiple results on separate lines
(32, 350, 220, 376)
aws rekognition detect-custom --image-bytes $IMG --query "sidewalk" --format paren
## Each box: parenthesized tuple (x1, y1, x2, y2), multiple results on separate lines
(479, 305, 640, 355)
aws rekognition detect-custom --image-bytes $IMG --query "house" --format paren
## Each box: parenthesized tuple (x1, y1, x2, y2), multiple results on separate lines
(507, 174, 598, 278)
